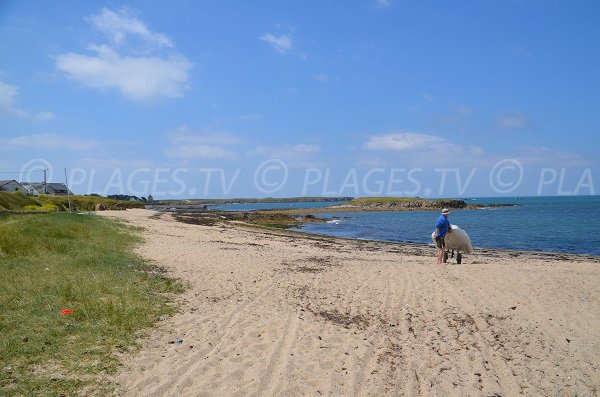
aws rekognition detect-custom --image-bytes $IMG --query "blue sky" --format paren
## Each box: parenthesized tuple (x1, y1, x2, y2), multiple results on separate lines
(1, 0, 599, 198)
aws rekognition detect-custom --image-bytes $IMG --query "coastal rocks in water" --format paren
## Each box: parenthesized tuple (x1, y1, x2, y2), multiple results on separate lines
(332, 199, 520, 211)
(174, 210, 325, 228)
(340, 199, 468, 210)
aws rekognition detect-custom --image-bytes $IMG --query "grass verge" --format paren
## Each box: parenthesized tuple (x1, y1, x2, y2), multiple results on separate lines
(0, 191, 145, 212)
(0, 213, 184, 396)
(36, 195, 145, 212)
(0, 192, 42, 211)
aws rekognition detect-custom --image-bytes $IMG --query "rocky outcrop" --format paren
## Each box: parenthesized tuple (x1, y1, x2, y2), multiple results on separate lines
(330, 199, 519, 212)
(345, 199, 467, 210)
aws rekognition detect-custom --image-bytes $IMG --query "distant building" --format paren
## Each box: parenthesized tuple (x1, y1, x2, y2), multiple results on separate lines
(19, 182, 73, 196)
(45, 183, 73, 196)
(147, 194, 154, 202)
(0, 180, 28, 194)
(21, 183, 44, 195)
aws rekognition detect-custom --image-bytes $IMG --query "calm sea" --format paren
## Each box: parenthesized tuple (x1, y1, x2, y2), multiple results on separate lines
(209, 201, 347, 211)
(296, 196, 600, 256)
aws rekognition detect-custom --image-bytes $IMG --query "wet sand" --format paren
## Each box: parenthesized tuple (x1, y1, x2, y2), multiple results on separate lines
(99, 209, 600, 396)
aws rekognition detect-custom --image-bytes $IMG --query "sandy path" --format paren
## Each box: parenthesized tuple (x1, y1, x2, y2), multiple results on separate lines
(100, 209, 600, 396)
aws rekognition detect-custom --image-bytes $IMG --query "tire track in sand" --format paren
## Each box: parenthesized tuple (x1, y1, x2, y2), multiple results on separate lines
(325, 266, 383, 395)
(457, 268, 594, 394)
(251, 268, 325, 397)
(252, 311, 302, 396)
(429, 267, 524, 396)
(125, 274, 283, 396)
(351, 262, 396, 396)
(396, 261, 426, 396)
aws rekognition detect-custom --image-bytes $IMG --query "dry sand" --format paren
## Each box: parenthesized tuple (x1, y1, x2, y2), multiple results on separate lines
(99, 209, 600, 396)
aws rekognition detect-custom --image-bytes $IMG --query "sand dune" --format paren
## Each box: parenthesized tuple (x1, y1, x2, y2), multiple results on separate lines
(99, 209, 600, 396)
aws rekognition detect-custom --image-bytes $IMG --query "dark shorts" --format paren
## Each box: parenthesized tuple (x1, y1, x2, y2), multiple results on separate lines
(435, 236, 445, 249)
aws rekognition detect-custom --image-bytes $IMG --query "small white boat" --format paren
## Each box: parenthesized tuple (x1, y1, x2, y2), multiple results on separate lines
(431, 224, 474, 264)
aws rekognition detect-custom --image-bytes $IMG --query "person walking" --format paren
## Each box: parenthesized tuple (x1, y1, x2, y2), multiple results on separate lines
(434, 208, 450, 264)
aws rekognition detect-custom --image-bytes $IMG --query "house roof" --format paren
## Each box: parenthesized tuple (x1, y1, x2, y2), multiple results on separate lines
(21, 183, 44, 189)
(47, 183, 68, 190)
(0, 179, 18, 187)
(15, 182, 71, 194)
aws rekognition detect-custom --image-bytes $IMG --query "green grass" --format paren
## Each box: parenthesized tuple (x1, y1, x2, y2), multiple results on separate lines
(348, 197, 422, 205)
(0, 192, 42, 211)
(0, 213, 184, 396)
(0, 191, 145, 212)
(36, 195, 145, 212)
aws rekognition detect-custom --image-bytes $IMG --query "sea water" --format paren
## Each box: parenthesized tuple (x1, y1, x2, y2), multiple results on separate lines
(298, 196, 600, 256)
(209, 201, 347, 211)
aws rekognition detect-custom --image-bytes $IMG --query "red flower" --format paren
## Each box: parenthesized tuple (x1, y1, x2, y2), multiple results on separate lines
(60, 309, 73, 315)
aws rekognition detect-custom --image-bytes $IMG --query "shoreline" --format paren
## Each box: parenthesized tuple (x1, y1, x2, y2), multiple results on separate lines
(284, 228, 600, 262)
(99, 209, 600, 396)
(174, 209, 600, 261)
(233, 203, 519, 215)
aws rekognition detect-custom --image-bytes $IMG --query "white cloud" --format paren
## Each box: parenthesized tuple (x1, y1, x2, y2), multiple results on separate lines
(375, 0, 393, 9)
(361, 132, 486, 167)
(363, 132, 447, 151)
(0, 133, 96, 151)
(165, 125, 240, 160)
(0, 80, 27, 117)
(55, 8, 192, 103)
(251, 143, 321, 159)
(260, 33, 293, 53)
(515, 146, 592, 166)
(313, 73, 330, 82)
(496, 112, 531, 129)
(168, 125, 242, 146)
(34, 111, 55, 121)
(250, 143, 323, 168)
(88, 8, 173, 48)
(361, 131, 596, 170)
(81, 158, 154, 169)
(239, 113, 261, 121)
(55, 44, 192, 103)
(428, 103, 475, 133)
(165, 145, 236, 159)
(0, 80, 55, 120)
(452, 104, 473, 117)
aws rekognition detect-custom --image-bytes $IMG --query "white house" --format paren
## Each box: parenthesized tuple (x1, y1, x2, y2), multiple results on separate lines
(19, 182, 73, 196)
(21, 183, 44, 195)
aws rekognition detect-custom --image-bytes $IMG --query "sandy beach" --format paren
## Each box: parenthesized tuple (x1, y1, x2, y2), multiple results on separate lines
(99, 209, 600, 397)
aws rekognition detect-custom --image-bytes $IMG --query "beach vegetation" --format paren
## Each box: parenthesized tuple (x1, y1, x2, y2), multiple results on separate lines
(36, 194, 145, 212)
(0, 191, 42, 211)
(0, 213, 184, 396)
(0, 191, 144, 212)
